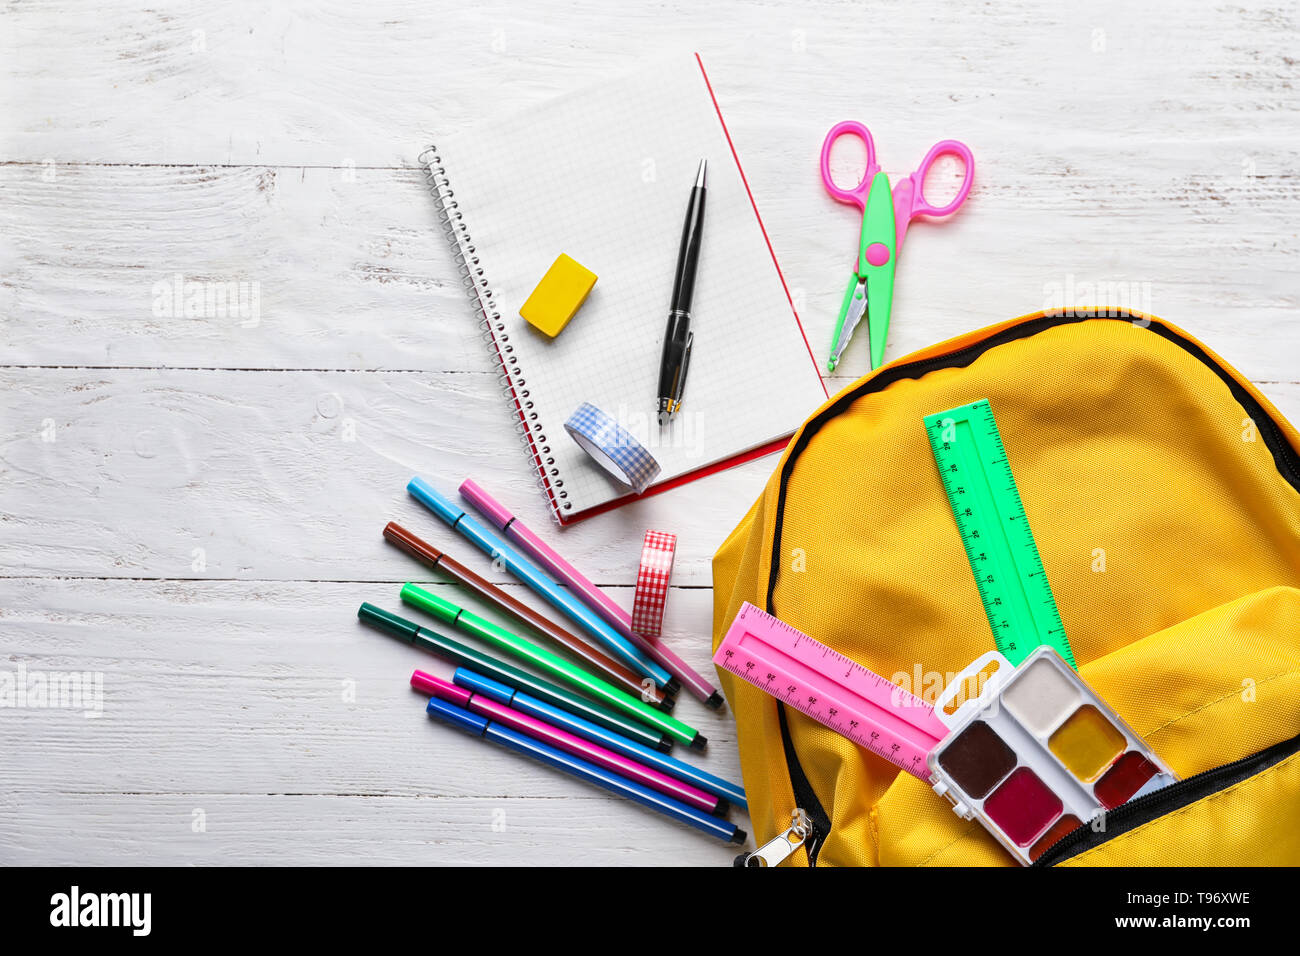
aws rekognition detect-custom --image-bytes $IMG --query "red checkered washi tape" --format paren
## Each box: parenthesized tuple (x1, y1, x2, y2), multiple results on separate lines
(631, 531, 677, 638)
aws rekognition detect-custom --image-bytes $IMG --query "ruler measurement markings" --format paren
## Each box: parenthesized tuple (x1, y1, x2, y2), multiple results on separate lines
(716, 607, 946, 779)
(924, 400, 1077, 669)
(732, 630, 937, 746)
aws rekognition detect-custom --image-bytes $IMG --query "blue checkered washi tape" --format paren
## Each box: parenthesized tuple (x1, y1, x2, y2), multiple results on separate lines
(564, 402, 662, 495)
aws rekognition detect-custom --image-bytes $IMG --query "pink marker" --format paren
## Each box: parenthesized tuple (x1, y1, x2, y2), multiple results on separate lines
(459, 479, 723, 709)
(410, 670, 726, 814)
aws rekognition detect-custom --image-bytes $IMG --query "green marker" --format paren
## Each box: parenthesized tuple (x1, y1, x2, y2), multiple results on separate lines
(357, 603, 671, 751)
(399, 584, 707, 750)
(924, 399, 1077, 669)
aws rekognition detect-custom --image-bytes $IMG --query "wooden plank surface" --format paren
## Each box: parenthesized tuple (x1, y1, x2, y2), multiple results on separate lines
(2, 0, 1298, 865)
(0, 579, 743, 865)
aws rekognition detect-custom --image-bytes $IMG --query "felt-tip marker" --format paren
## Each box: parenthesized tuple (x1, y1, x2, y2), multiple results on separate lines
(423, 695, 745, 845)
(401, 583, 707, 751)
(406, 476, 677, 692)
(357, 602, 671, 751)
(383, 521, 672, 709)
(412, 670, 724, 814)
(453, 667, 747, 810)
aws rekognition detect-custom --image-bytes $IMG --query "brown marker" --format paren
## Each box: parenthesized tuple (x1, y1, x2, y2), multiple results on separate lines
(383, 522, 674, 710)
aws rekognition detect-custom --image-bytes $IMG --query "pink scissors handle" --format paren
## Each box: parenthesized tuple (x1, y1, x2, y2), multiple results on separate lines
(892, 139, 973, 248)
(905, 139, 974, 217)
(819, 120, 879, 209)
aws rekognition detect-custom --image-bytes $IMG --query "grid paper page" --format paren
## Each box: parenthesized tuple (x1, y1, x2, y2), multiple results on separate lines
(432, 55, 827, 519)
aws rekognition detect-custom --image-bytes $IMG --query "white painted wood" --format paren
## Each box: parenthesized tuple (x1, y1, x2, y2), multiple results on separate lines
(0, 368, 779, 582)
(4, 369, 1298, 584)
(0, 793, 742, 866)
(5, 161, 1299, 382)
(2, 0, 1298, 865)
(0, 580, 745, 865)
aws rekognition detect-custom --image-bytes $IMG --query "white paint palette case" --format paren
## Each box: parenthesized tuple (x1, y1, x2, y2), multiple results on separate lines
(927, 647, 1177, 865)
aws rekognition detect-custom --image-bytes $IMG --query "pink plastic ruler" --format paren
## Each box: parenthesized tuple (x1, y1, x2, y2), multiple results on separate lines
(714, 602, 948, 779)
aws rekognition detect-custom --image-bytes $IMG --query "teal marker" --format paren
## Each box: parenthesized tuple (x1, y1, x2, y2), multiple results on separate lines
(357, 603, 670, 751)
(400, 583, 706, 751)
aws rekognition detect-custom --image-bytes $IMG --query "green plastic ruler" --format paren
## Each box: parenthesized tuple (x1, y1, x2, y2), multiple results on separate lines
(923, 399, 1077, 669)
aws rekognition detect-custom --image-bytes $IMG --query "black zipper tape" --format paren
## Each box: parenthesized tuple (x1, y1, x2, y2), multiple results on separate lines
(1033, 729, 1300, 866)
(777, 701, 828, 865)
(764, 311, 1300, 865)
(1140, 322, 1300, 485)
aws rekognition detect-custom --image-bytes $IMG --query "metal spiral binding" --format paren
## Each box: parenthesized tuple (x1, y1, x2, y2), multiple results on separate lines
(419, 147, 568, 516)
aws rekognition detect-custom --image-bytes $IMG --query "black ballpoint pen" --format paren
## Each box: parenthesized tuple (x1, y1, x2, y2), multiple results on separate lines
(657, 159, 707, 426)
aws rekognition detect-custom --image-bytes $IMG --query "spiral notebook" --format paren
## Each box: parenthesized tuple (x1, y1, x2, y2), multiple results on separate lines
(422, 54, 828, 524)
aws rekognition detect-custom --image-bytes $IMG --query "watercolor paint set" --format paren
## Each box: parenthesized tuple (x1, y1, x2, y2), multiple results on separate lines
(929, 647, 1177, 865)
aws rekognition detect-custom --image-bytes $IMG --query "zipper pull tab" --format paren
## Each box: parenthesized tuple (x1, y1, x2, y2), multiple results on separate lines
(734, 809, 811, 867)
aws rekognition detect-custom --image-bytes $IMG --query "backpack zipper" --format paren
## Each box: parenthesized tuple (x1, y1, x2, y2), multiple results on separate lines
(765, 311, 1300, 866)
(1032, 729, 1300, 866)
(767, 329, 1036, 863)
(735, 808, 812, 867)
(773, 704, 828, 865)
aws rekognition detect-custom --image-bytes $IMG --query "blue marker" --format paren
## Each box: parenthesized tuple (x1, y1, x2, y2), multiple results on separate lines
(407, 477, 674, 690)
(454, 667, 747, 809)
(424, 697, 746, 844)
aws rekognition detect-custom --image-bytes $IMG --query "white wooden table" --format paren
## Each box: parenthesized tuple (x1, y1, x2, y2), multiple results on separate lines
(3, 1, 1297, 866)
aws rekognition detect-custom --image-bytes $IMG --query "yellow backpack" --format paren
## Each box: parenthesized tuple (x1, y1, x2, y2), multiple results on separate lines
(712, 310, 1300, 866)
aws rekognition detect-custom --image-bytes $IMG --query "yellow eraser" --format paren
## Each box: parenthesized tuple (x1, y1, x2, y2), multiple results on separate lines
(520, 254, 597, 337)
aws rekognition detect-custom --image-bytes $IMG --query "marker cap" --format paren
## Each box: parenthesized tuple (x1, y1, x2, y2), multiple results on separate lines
(459, 479, 513, 531)
(407, 477, 466, 526)
(411, 669, 471, 707)
(383, 521, 444, 564)
(357, 602, 420, 642)
(426, 697, 489, 736)
(401, 583, 461, 626)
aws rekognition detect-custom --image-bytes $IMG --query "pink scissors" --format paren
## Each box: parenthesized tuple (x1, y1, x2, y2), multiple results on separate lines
(820, 121, 974, 371)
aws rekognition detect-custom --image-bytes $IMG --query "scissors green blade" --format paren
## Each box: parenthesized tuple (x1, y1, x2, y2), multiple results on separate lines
(827, 170, 897, 372)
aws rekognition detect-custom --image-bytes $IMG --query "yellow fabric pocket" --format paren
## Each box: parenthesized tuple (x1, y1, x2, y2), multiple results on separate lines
(1058, 740, 1300, 866)
(872, 587, 1300, 866)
